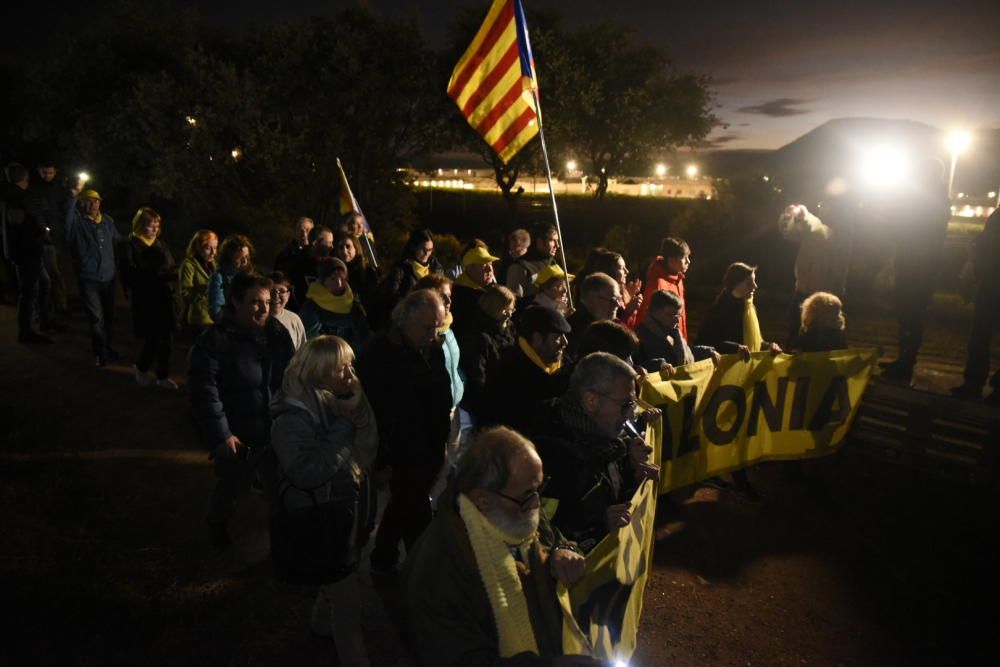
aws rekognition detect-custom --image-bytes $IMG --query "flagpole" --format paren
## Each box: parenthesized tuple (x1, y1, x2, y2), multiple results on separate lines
(336, 157, 379, 272)
(529, 89, 574, 310)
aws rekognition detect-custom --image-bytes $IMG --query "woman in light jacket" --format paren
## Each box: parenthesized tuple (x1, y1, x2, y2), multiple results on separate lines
(269, 335, 377, 667)
(178, 229, 217, 336)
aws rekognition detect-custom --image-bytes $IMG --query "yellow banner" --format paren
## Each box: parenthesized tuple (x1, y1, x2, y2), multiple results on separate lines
(559, 433, 660, 663)
(643, 348, 878, 494)
(558, 349, 877, 661)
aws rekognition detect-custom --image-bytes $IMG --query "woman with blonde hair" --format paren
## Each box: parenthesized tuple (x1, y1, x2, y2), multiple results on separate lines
(269, 335, 377, 667)
(179, 229, 218, 335)
(117, 207, 179, 388)
(794, 292, 847, 352)
(207, 233, 254, 322)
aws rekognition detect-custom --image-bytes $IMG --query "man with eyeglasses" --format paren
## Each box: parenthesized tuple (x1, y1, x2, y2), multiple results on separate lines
(566, 272, 622, 362)
(528, 352, 659, 554)
(405, 427, 609, 667)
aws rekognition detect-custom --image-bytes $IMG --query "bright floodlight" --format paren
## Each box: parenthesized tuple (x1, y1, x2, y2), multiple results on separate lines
(949, 130, 971, 156)
(566, 160, 577, 172)
(685, 164, 698, 178)
(859, 145, 909, 188)
(654, 163, 667, 178)
(78, 172, 90, 184)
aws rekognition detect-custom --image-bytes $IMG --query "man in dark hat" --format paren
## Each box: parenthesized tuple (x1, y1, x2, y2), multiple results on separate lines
(480, 305, 571, 435)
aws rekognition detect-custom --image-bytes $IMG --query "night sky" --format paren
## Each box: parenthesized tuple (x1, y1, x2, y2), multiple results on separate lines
(9, 0, 1000, 150)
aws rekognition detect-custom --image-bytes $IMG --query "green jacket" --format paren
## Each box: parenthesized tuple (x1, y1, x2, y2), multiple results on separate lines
(179, 256, 213, 327)
(403, 487, 576, 667)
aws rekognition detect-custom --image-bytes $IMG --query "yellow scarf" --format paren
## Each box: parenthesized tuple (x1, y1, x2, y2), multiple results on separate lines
(408, 259, 430, 279)
(457, 494, 539, 658)
(518, 336, 561, 375)
(132, 233, 155, 247)
(87, 213, 103, 224)
(438, 311, 454, 333)
(305, 280, 355, 315)
(455, 271, 485, 291)
(743, 295, 764, 353)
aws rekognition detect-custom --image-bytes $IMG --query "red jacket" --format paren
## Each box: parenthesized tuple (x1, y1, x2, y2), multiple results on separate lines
(636, 257, 686, 339)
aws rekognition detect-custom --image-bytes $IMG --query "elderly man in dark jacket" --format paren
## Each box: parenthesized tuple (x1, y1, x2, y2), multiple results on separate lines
(528, 353, 658, 554)
(566, 273, 621, 362)
(187, 272, 295, 549)
(404, 426, 605, 667)
(480, 305, 571, 435)
(357, 288, 452, 572)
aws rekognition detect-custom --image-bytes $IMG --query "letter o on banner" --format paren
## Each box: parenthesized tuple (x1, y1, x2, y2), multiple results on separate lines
(702, 385, 746, 446)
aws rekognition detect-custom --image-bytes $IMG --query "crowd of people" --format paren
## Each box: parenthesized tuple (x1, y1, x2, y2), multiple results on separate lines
(2, 157, 997, 666)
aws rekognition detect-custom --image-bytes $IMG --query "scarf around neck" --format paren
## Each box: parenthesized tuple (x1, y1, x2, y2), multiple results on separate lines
(306, 280, 355, 315)
(457, 493, 539, 658)
(742, 295, 764, 353)
(454, 272, 485, 291)
(132, 233, 155, 247)
(407, 258, 430, 279)
(518, 336, 561, 375)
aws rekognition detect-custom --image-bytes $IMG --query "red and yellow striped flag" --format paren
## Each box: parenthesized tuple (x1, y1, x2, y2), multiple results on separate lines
(447, 0, 539, 164)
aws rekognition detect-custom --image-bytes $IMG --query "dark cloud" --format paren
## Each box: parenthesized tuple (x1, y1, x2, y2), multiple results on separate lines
(737, 98, 812, 117)
(700, 133, 744, 148)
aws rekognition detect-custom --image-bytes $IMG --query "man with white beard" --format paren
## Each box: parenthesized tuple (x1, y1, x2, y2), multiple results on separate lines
(404, 427, 609, 667)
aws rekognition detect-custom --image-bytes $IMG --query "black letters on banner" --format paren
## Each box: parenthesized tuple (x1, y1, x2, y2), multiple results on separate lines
(747, 377, 789, 436)
(702, 385, 746, 446)
(661, 391, 699, 461)
(808, 375, 851, 429)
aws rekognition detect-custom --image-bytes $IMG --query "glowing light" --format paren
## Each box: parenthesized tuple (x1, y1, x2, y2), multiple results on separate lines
(989, 191, 997, 199)
(685, 164, 699, 178)
(185, 115, 198, 127)
(948, 130, 972, 156)
(858, 145, 909, 188)
(77, 172, 90, 184)
(762, 175, 770, 182)
(654, 163, 667, 178)
(566, 160, 577, 172)
(231, 147, 242, 160)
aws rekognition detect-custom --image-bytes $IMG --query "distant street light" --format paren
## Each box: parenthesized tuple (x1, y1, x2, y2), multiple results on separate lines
(654, 163, 667, 178)
(231, 147, 242, 161)
(185, 115, 198, 127)
(948, 130, 971, 200)
(566, 160, 577, 173)
(685, 164, 698, 178)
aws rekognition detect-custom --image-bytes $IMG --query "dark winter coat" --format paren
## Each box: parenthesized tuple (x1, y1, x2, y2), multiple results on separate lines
(565, 306, 597, 361)
(403, 484, 573, 667)
(356, 329, 452, 471)
(2, 184, 45, 262)
(635, 318, 715, 372)
(297, 292, 371, 355)
(528, 398, 637, 554)
(793, 327, 848, 353)
(187, 312, 295, 450)
(454, 309, 515, 420)
(379, 257, 443, 316)
(695, 292, 748, 354)
(118, 236, 179, 337)
(479, 342, 568, 435)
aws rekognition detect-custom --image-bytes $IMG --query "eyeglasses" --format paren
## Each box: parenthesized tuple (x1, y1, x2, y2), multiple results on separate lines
(493, 476, 550, 511)
(272, 288, 290, 296)
(598, 393, 637, 414)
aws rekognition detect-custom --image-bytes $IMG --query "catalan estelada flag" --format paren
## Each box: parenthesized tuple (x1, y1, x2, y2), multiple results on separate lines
(447, 0, 539, 164)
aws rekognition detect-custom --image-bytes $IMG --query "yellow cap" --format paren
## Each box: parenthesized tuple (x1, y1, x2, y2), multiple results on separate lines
(80, 189, 102, 201)
(534, 263, 574, 286)
(462, 246, 500, 267)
